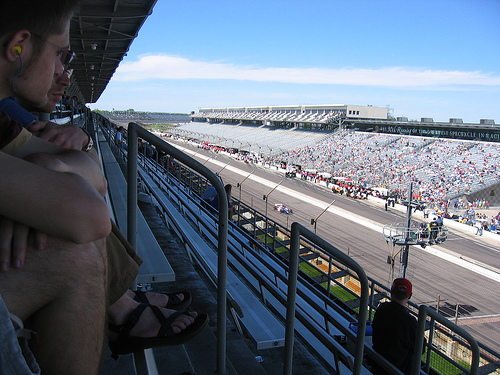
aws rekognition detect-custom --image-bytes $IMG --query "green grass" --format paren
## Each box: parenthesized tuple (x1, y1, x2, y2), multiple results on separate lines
(275, 246, 289, 254)
(425, 350, 471, 375)
(299, 261, 323, 278)
(141, 123, 177, 131)
(320, 283, 358, 302)
(352, 307, 377, 321)
(256, 234, 275, 244)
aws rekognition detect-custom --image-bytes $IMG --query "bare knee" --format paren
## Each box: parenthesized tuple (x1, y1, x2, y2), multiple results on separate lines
(0, 237, 107, 320)
(52, 238, 107, 296)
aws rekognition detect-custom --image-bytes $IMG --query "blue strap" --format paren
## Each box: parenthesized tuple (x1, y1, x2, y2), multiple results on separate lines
(0, 97, 37, 127)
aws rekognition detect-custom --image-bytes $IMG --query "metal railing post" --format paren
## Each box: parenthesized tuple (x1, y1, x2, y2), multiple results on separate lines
(127, 125, 138, 252)
(285, 222, 369, 375)
(413, 305, 480, 375)
(127, 123, 228, 374)
(283, 222, 301, 375)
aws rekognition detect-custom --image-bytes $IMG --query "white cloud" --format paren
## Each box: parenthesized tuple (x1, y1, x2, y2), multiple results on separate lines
(113, 54, 500, 88)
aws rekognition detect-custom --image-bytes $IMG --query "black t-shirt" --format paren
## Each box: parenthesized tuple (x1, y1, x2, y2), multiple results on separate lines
(372, 301, 418, 374)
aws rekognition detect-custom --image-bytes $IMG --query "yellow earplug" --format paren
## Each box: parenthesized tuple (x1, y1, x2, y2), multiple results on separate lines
(13, 45, 22, 55)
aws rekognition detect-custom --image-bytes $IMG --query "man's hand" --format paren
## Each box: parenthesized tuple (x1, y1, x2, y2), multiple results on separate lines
(27, 121, 89, 151)
(0, 216, 47, 272)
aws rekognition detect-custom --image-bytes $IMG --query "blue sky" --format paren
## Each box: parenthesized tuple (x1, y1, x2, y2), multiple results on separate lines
(91, 0, 500, 123)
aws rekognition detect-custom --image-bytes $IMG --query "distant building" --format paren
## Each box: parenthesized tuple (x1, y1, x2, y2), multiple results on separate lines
(196, 104, 389, 120)
(191, 104, 499, 142)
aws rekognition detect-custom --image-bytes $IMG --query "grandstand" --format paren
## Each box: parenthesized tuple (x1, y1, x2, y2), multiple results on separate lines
(169, 113, 500, 206)
(191, 104, 498, 141)
(36, 91, 499, 375)
(274, 132, 500, 204)
(171, 121, 329, 156)
(104, 111, 190, 125)
(191, 104, 389, 131)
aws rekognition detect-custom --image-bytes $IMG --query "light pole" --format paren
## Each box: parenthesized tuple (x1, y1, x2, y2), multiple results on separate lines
(217, 161, 230, 175)
(263, 179, 284, 224)
(383, 182, 447, 280)
(190, 148, 199, 161)
(310, 199, 336, 234)
(286, 211, 293, 230)
(203, 154, 217, 165)
(400, 182, 413, 279)
(255, 143, 262, 156)
(310, 199, 336, 264)
(237, 170, 255, 202)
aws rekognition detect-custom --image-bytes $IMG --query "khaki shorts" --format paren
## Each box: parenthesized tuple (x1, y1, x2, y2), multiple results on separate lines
(106, 221, 143, 305)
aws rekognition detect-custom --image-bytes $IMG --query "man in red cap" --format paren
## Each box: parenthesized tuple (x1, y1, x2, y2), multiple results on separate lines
(371, 278, 419, 375)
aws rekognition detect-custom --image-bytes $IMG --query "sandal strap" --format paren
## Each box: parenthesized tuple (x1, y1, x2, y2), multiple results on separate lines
(109, 303, 191, 339)
(165, 293, 182, 307)
(151, 308, 187, 338)
(10, 313, 38, 342)
(133, 290, 150, 304)
(109, 303, 149, 337)
(134, 290, 184, 308)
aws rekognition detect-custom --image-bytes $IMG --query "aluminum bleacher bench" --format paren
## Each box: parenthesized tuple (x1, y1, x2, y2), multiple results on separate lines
(98, 130, 175, 284)
(138, 169, 285, 350)
(97, 129, 165, 374)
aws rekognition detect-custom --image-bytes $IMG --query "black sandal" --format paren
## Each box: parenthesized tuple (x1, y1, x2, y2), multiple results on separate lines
(134, 290, 192, 311)
(109, 303, 209, 359)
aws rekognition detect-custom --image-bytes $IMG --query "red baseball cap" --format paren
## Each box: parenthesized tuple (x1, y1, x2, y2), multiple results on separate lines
(391, 278, 412, 296)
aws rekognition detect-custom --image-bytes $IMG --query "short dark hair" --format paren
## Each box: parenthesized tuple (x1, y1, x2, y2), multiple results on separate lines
(0, 1, 80, 40)
(391, 291, 411, 301)
(1, 0, 80, 61)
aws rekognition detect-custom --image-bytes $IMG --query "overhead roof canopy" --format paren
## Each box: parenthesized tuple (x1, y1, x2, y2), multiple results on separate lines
(68, 0, 157, 104)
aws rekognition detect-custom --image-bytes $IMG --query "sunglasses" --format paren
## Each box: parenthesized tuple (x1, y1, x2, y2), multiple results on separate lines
(63, 68, 74, 78)
(59, 50, 77, 66)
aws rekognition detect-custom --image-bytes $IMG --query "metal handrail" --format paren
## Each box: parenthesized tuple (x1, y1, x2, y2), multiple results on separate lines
(413, 305, 480, 375)
(126, 123, 229, 374)
(285, 222, 370, 375)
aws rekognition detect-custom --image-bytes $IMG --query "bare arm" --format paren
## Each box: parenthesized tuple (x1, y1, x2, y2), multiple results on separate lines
(0, 151, 111, 243)
(13, 135, 107, 196)
(0, 127, 108, 271)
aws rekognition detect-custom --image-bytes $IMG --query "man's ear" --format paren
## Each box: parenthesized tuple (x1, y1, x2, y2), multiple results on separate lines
(5, 30, 31, 62)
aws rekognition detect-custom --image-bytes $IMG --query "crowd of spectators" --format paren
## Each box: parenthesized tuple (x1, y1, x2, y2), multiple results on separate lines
(159, 130, 500, 205)
(271, 131, 500, 205)
(266, 131, 500, 233)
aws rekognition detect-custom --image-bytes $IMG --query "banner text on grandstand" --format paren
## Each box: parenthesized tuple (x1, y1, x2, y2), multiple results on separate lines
(376, 125, 500, 141)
